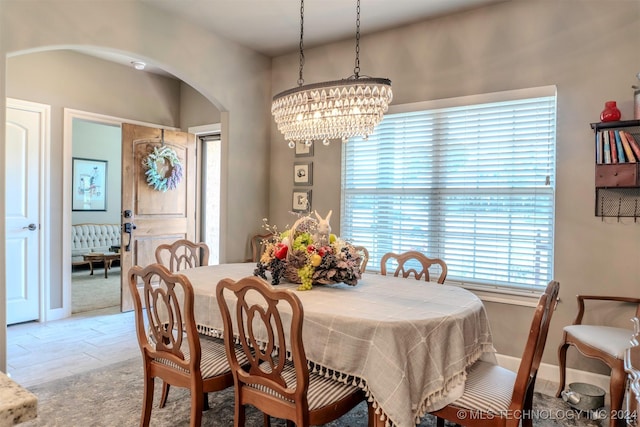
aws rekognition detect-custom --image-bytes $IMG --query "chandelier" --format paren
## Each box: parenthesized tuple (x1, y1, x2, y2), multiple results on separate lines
(271, 0, 393, 148)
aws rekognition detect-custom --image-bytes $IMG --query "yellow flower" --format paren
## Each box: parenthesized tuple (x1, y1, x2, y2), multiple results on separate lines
(329, 234, 336, 244)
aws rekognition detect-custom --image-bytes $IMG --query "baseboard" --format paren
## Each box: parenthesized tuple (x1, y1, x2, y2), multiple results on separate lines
(496, 353, 611, 393)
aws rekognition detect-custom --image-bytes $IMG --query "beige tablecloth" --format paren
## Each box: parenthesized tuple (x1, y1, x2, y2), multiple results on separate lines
(180, 263, 495, 427)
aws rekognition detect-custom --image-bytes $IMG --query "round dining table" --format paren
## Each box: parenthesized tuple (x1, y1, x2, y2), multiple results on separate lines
(179, 262, 496, 427)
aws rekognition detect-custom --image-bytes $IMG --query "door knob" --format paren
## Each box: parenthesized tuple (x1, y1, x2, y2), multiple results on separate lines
(22, 223, 37, 231)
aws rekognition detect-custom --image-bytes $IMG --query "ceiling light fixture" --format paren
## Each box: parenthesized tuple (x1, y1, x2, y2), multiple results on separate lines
(271, 0, 393, 148)
(131, 61, 146, 70)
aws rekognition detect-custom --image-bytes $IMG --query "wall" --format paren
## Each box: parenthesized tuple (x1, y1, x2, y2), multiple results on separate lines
(71, 119, 121, 225)
(270, 0, 640, 372)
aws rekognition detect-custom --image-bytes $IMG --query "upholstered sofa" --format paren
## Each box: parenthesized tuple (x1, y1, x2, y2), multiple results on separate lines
(71, 224, 121, 266)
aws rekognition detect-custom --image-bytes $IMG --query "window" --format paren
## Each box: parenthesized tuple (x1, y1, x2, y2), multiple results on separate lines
(341, 86, 556, 291)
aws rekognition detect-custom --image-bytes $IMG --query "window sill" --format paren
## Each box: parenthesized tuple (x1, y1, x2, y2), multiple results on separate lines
(447, 281, 542, 307)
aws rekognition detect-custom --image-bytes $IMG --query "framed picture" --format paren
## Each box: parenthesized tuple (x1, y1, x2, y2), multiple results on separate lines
(293, 161, 313, 186)
(72, 157, 107, 211)
(292, 190, 312, 212)
(294, 141, 314, 157)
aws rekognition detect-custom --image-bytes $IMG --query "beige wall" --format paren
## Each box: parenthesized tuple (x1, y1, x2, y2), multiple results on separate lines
(270, 0, 640, 372)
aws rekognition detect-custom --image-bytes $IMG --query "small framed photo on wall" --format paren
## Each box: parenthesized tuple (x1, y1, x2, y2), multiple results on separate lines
(293, 162, 313, 186)
(292, 190, 312, 212)
(294, 141, 314, 157)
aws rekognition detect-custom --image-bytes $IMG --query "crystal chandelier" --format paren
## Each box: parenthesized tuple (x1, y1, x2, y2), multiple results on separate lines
(271, 0, 393, 148)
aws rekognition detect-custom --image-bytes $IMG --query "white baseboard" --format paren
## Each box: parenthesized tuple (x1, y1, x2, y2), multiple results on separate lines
(496, 354, 611, 394)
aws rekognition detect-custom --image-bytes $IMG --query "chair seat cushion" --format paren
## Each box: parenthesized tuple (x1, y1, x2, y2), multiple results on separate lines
(564, 325, 633, 359)
(156, 336, 247, 379)
(253, 361, 361, 411)
(451, 360, 516, 415)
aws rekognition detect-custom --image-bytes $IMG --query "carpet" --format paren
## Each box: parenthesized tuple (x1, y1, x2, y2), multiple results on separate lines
(22, 357, 608, 427)
(72, 265, 121, 313)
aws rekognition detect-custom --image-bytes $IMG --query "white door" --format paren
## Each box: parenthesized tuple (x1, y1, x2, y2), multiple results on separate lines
(6, 100, 46, 324)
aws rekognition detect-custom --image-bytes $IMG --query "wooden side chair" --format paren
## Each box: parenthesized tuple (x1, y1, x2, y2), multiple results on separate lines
(155, 239, 210, 272)
(154, 239, 211, 406)
(352, 245, 369, 272)
(380, 250, 447, 284)
(625, 317, 640, 427)
(555, 295, 640, 427)
(128, 263, 245, 427)
(432, 280, 560, 427)
(249, 232, 275, 262)
(216, 275, 371, 427)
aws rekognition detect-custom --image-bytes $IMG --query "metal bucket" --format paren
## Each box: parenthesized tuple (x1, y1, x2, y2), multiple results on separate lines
(561, 382, 605, 412)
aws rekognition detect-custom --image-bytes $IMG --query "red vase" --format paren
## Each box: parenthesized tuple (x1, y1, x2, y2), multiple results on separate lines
(600, 101, 621, 122)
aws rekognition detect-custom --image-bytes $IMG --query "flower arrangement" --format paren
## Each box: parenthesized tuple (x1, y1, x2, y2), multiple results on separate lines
(253, 211, 363, 291)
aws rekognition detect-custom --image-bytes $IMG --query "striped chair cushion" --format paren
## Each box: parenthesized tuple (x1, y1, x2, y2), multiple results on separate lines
(250, 361, 361, 411)
(155, 336, 248, 379)
(452, 360, 516, 414)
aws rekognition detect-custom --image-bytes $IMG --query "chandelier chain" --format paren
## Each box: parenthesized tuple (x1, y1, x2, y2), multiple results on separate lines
(354, 0, 361, 78)
(298, 0, 305, 86)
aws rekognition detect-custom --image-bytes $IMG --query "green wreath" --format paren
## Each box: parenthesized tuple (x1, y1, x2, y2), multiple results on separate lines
(142, 146, 183, 192)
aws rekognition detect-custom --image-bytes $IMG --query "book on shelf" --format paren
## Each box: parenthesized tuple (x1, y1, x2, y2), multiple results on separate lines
(603, 130, 612, 164)
(608, 130, 618, 163)
(613, 129, 626, 163)
(624, 131, 640, 160)
(619, 130, 637, 162)
(596, 130, 603, 164)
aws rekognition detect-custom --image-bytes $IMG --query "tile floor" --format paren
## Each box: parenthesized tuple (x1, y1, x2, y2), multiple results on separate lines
(7, 306, 139, 388)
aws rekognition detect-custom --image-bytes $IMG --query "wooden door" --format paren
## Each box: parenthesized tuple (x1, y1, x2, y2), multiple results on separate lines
(120, 124, 197, 311)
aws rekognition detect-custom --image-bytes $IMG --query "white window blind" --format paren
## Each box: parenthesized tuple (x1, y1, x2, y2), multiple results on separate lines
(341, 87, 557, 291)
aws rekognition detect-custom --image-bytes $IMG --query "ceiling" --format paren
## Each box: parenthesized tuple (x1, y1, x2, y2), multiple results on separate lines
(77, 0, 505, 76)
(139, 0, 505, 57)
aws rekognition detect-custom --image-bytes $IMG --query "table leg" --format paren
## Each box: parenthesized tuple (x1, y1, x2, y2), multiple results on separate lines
(89, 261, 94, 276)
(104, 257, 109, 279)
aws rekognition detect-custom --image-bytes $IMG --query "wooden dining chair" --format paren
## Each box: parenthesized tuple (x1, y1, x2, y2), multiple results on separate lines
(555, 295, 640, 427)
(249, 232, 275, 262)
(352, 245, 369, 272)
(129, 263, 245, 427)
(155, 239, 210, 272)
(432, 280, 560, 427)
(216, 275, 372, 427)
(380, 250, 447, 284)
(625, 317, 640, 427)
(154, 239, 212, 406)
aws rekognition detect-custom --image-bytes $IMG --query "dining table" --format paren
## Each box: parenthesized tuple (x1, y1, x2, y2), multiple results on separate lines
(179, 262, 496, 427)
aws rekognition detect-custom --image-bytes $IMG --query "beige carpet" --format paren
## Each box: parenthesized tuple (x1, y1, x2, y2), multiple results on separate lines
(72, 265, 121, 313)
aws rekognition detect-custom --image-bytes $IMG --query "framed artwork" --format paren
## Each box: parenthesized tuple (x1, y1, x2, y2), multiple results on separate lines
(293, 161, 313, 186)
(72, 157, 108, 211)
(294, 141, 314, 157)
(292, 190, 312, 212)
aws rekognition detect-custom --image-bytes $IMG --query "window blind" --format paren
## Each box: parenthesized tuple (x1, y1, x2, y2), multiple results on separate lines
(341, 87, 557, 290)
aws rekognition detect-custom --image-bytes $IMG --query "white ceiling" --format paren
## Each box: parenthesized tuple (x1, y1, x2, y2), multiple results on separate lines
(78, 0, 505, 76)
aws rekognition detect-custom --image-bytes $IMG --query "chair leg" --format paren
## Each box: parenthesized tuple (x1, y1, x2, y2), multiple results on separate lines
(555, 341, 570, 397)
(202, 392, 209, 411)
(262, 413, 270, 427)
(522, 383, 535, 427)
(234, 394, 245, 427)
(609, 366, 627, 427)
(190, 386, 204, 427)
(436, 417, 445, 427)
(159, 381, 170, 408)
(141, 375, 154, 427)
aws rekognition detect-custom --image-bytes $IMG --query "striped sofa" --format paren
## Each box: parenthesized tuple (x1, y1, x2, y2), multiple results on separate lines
(71, 223, 120, 266)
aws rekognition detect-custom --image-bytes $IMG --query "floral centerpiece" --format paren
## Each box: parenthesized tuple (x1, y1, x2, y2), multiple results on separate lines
(254, 211, 362, 291)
